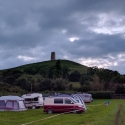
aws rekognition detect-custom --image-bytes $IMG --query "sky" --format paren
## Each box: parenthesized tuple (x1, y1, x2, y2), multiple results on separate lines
(0, 0, 125, 75)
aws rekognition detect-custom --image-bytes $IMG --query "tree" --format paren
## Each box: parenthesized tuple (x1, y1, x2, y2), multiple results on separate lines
(39, 67, 49, 78)
(51, 79, 67, 91)
(3, 76, 15, 85)
(69, 71, 81, 82)
(79, 85, 91, 92)
(79, 74, 91, 86)
(39, 78, 52, 91)
(87, 66, 98, 75)
(48, 60, 63, 79)
(96, 69, 117, 91)
(55, 59, 62, 78)
(112, 75, 125, 84)
(55, 59, 62, 71)
(16, 74, 39, 92)
(90, 75, 104, 91)
(62, 66, 70, 79)
(115, 84, 125, 94)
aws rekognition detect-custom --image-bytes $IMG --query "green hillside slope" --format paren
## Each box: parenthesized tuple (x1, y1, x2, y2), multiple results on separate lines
(1, 59, 88, 74)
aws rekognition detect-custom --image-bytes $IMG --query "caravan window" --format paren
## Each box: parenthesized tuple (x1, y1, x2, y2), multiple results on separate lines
(25, 97, 38, 101)
(34, 97, 38, 101)
(54, 98, 63, 104)
(25, 98, 32, 101)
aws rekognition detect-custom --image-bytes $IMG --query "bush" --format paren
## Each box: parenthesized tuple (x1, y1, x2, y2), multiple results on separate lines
(89, 91, 115, 99)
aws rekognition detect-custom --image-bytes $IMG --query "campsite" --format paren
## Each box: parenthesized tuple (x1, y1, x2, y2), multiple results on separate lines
(0, 99, 125, 125)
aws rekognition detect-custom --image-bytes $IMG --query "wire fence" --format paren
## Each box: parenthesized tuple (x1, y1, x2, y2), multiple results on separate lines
(111, 94, 125, 99)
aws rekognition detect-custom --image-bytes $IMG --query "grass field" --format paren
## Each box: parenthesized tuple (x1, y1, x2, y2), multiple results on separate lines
(68, 82, 81, 88)
(0, 99, 125, 125)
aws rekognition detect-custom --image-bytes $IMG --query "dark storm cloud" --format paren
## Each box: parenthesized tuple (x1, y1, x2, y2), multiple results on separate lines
(0, 0, 125, 74)
(57, 33, 125, 58)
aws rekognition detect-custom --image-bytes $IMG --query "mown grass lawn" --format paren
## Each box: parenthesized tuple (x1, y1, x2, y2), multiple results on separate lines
(0, 99, 125, 125)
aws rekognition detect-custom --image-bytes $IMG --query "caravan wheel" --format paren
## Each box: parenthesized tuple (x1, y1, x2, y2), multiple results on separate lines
(32, 105, 36, 109)
(47, 109, 53, 114)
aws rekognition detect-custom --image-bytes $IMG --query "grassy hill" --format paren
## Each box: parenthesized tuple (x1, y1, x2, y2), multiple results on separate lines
(1, 59, 89, 74)
(0, 59, 87, 93)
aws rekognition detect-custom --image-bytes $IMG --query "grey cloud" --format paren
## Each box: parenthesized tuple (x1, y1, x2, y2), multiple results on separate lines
(55, 33, 125, 60)
(0, 0, 125, 74)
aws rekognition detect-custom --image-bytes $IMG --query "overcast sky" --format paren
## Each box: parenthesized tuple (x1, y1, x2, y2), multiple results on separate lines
(0, 0, 125, 74)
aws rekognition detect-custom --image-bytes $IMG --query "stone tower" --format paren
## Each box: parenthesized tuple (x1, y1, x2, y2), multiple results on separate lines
(51, 52, 56, 60)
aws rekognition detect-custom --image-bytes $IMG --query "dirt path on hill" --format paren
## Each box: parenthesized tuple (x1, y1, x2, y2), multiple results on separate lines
(114, 104, 123, 125)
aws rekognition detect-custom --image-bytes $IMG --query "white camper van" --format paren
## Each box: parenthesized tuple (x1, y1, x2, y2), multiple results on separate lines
(22, 93, 43, 109)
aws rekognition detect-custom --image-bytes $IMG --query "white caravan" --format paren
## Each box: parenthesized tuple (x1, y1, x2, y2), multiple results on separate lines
(22, 93, 43, 109)
(77, 93, 93, 103)
(82, 93, 93, 102)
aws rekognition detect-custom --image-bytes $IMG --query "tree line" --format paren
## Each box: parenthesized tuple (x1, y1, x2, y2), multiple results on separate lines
(0, 59, 125, 94)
